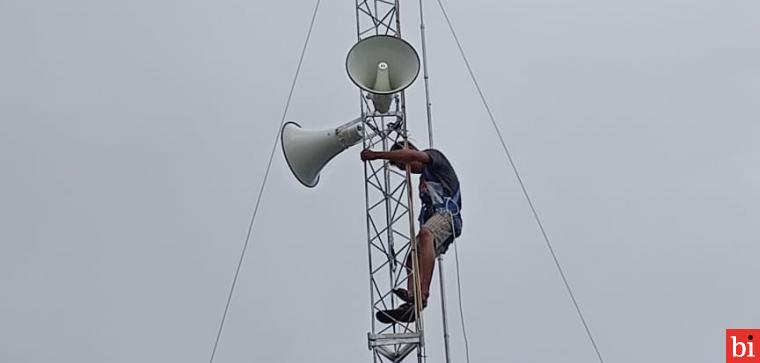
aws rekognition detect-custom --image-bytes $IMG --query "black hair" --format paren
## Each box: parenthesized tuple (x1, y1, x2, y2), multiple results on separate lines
(391, 140, 417, 151)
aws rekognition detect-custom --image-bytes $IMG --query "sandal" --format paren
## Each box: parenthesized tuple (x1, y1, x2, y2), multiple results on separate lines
(392, 288, 427, 308)
(376, 302, 416, 324)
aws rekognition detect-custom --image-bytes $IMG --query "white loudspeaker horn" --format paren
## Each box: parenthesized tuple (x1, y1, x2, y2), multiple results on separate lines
(281, 117, 365, 188)
(346, 35, 420, 113)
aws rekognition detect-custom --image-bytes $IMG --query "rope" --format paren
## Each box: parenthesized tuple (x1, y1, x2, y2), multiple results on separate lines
(447, 212, 471, 363)
(207, 1, 321, 361)
(434, 1, 606, 362)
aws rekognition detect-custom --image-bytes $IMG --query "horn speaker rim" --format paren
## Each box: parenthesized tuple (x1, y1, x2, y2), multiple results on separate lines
(345, 35, 420, 95)
(281, 121, 319, 188)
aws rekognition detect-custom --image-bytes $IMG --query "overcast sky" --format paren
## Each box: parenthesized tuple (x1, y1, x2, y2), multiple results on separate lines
(1, 0, 759, 362)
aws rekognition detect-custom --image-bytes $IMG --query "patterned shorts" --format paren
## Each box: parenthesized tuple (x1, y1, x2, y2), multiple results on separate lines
(421, 212, 455, 256)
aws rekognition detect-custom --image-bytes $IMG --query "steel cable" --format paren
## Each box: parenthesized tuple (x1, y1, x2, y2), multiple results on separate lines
(207, 1, 321, 362)
(434, 1, 606, 362)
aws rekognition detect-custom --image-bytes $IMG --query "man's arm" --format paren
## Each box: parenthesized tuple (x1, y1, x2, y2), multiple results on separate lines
(361, 149, 431, 164)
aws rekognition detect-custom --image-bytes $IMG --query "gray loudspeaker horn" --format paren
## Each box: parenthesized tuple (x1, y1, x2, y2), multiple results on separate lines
(281, 117, 364, 188)
(346, 35, 420, 112)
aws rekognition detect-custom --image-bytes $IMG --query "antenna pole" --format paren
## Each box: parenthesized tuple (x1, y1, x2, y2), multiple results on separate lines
(417, 1, 453, 363)
(418, 0, 435, 150)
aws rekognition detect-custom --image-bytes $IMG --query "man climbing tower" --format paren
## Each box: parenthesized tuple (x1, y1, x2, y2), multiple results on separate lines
(360, 141, 463, 324)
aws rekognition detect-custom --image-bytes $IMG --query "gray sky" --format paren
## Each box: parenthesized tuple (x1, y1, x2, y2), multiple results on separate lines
(1, 0, 759, 362)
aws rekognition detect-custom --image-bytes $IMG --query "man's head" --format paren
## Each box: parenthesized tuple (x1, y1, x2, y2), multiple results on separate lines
(390, 141, 425, 173)
(390, 140, 416, 151)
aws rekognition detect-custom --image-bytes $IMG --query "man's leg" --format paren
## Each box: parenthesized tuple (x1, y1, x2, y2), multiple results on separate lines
(405, 227, 435, 307)
(377, 214, 451, 324)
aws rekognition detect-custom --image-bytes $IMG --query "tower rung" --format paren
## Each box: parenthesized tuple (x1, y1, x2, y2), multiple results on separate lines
(367, 332, 422, 348)
(373, 344, 418, 363)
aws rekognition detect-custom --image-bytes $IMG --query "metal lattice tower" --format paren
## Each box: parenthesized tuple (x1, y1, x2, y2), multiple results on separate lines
(355, 1, 426, 363)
